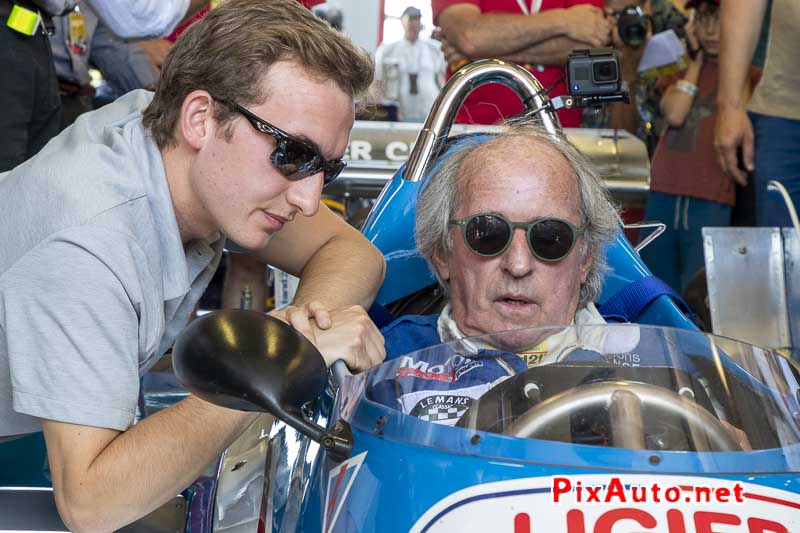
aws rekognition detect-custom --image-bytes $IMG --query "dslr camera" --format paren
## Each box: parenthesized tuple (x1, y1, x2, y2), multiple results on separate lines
(566, 48, 621, 98)
(612, 4, 649, 48)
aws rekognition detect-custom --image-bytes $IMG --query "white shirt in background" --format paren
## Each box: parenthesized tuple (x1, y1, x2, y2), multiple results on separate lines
(374, 37, 446, 123)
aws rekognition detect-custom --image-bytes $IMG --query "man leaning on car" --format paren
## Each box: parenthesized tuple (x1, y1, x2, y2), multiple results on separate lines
(0, 1, 386, 530)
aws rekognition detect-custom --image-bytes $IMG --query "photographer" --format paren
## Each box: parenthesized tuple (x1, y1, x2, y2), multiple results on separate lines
(602, 0, 650, 134)
(584, 0, 689, 152)
(580, 0, 651, 136)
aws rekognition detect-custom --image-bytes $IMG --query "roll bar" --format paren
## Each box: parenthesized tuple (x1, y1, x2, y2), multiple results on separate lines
(403, 59, 563, 183)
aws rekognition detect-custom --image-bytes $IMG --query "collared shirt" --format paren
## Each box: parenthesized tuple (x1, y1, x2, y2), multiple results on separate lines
(0, 90, 224, 435)
(31, 0, 190, 38)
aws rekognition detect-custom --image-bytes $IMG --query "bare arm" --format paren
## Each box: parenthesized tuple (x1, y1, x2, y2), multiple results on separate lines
(500, 36, 591, 66)
(85, 0, 198, 38)
(714, 0, 768, 184)
(255, 202, 385, 311)
(43, 398, 262, 532)
(660, 55, 703, 127)
(717, 0, 764, 111)
(438, 3, 611, 59)
(256, 204, 386, 373)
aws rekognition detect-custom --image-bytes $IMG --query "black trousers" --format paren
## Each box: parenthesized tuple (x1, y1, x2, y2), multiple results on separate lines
(0, 21, 61, 172)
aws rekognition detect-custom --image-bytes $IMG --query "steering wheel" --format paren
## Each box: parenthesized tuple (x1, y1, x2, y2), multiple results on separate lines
(502, 380, 742, 452)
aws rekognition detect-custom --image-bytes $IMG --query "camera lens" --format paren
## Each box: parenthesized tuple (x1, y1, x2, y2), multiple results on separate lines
(592, 60, 618, 83)
(617, 6, 648, 49)
(622, 24, 645, 48)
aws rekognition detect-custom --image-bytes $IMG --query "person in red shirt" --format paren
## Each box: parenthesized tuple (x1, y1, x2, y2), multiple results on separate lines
(433, 0, 612, 126)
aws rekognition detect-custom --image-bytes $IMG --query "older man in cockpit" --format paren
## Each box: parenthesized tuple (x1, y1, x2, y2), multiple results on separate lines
(375, 120, 622, 420)
(375, 124, 754, 454)
(384, 119, 619, 355)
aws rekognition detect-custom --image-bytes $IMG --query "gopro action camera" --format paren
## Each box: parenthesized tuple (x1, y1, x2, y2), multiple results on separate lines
(566, 48, 621, 98)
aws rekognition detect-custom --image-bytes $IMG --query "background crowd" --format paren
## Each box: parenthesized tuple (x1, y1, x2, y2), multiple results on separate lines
(1, 0, 796, 322)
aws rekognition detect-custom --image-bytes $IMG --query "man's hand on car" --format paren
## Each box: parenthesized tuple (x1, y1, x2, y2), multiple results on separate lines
(271, 303, 385, 372)
(270, 300, 333, 345)
(311, 305, 386, 372)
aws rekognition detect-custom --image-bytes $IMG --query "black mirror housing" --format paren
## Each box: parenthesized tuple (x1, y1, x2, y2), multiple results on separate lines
(173, 310, 353, 461)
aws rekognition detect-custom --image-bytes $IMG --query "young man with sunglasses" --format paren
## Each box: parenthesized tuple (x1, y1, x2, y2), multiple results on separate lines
(0, 1, 385, 530)
(377, 121, 620, 424)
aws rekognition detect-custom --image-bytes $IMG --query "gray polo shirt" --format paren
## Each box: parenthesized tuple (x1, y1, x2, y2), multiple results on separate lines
(0, 90, 224, 435)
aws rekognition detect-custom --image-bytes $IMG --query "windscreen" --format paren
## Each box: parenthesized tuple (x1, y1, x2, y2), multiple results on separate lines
(350, 324, 800, 470)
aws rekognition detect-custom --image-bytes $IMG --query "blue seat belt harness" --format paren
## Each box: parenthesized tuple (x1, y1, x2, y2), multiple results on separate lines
(598, 275, 696, 324)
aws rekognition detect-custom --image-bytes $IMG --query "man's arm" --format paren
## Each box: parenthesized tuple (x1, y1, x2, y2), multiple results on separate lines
(253, 203, 386, 370)
(500, 36, 591, 66)
(90, 23, 159, 93)
(43, 400, 261, 533)
(85, 0, 206, 39)
(441, 36, 585, 72)
(3, 239, 264, 532)
(438, 3, 610, 60)
(254, 201, 386, 311)
(714, 0, 768, 184)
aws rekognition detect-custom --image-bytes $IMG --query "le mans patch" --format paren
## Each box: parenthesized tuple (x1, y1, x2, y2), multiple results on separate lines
(411, 394, 473, 422)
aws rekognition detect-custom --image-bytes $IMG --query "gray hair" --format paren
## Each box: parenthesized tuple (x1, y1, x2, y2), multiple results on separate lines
(415, 120, 620, 307)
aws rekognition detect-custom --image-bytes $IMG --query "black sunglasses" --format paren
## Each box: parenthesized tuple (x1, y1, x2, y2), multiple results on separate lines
(449, 212, 585, 262)
(216, 99, 346, 185)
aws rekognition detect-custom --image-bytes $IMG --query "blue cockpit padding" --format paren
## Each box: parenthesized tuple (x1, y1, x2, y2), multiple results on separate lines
(362, 135, 496, 305)
(367, 302, 396, 330)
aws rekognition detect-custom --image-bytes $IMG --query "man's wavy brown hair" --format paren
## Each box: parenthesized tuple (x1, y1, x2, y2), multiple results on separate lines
(143, 0, 374, 149)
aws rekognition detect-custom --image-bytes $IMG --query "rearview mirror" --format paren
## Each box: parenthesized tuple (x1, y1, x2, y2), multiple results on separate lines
(172, 310, 352, 461)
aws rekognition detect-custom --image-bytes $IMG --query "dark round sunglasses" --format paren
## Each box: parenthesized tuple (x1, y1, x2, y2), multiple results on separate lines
(215, 98, 346, 185)
(449, 212, 586, 262)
